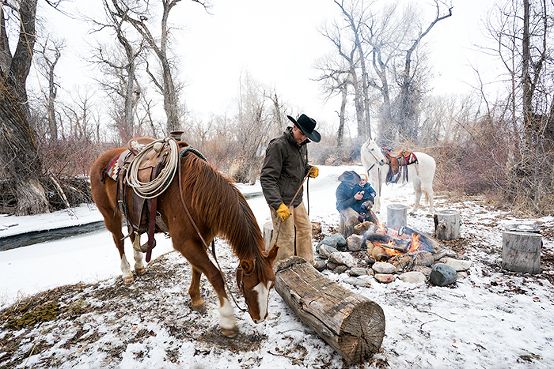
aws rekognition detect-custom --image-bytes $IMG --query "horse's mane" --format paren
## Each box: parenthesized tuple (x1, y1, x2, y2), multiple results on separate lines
(180, 155, 266, 264)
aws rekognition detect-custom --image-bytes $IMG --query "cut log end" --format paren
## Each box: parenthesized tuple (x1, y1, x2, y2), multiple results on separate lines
(339, 300, 386, 362)
(275, 256, 385, 364)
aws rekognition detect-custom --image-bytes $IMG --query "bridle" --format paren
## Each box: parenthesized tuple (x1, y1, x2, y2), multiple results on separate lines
(364, 141, 387, 198)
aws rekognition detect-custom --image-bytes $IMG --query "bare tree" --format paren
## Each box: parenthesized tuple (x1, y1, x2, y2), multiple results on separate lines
(36, 36, 65, 141)
(395, 1, 452, 142)
(0, 0, 50, 215)
(108, 0, 207, 134)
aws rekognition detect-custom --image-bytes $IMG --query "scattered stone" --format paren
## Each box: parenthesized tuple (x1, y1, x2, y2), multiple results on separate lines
(398, 271, 426, 284)
(374, 273, 395, 283)
(329, 233, 347, 248)
(372, 261, 397, 274)
(441, 257, 472, 271)
(327, 260, 338, 270)
(343, 276, 372, 287)
(457, 271, 468, 279)
(429, 263, 457, 286)
(313, 260, 327, 271)
(413, 266, 432, 277)
(347, 234, 364, 252)
(349, 267, 368, 277)
(329, 252, 356, 268)
(318, 244, 338, 259)
(413, 251, 435, 267)
(332, 265, 348, 274)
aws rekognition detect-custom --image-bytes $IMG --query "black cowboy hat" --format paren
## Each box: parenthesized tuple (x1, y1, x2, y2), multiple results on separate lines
(287, 114, 321, 143)
(338, 171, 361, 186)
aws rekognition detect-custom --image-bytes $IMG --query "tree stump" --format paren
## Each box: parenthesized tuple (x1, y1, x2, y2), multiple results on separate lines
(263, 221, 273, 250)
(502, 231, 542, 274)
(274, 257, 385, 364)
(434, 209, 461, 240)
(387, 204, 407, 229)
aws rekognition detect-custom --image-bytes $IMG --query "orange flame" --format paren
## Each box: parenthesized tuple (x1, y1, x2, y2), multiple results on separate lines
(406, 233, 421, 253)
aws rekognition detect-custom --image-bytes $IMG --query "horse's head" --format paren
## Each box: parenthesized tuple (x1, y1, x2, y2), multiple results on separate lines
(235, 244, 278, 323)
(362, 139, 386, 166)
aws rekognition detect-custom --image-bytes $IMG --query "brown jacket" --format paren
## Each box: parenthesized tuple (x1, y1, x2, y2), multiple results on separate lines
(260, 127, 310, 210)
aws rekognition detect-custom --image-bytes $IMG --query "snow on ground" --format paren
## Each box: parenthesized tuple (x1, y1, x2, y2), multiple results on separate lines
(1, 165, 553, 368)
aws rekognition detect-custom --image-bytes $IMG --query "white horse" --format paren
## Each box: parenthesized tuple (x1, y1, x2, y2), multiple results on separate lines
(360, 138, 436, 214)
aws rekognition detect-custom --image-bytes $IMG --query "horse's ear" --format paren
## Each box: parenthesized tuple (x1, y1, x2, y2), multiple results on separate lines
(266, 244, 279, 266)
(240, 259, 254, 274)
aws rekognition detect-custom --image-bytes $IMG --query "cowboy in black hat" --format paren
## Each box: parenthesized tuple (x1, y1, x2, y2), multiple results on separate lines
(260, 113, 321, 264)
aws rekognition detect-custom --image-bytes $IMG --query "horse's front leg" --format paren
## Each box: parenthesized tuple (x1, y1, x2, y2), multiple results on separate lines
(180, 245, 238, 337)
(131, 232, 146, 276)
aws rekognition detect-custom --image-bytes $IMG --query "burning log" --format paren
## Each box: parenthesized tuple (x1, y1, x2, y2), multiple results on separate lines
(275, 257, 386, 364)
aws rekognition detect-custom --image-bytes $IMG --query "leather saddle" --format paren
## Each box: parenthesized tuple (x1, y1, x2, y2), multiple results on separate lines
(382, 146, 417, 184)
(102, 137, 178, 261)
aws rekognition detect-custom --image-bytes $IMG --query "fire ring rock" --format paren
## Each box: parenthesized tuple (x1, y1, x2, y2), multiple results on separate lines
(429, 263, 457, 286)
(372, 261, 397, 274)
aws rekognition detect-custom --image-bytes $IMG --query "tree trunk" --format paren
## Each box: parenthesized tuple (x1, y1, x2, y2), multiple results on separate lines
(275, 257, 385, 364)
(434, 209, 461, 240)
(502, 231, 541, 274)
(0, 0, 49, 215)
(0, 72, 49, 215)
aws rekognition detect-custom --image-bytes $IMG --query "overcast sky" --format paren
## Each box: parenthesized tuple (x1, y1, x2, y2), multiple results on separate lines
(40, 0, 497, 135)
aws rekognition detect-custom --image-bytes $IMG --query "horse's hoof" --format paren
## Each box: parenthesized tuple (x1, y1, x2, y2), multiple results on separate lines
(221, 327, 238, 338)
(135, 267, 146, 276)
(191, 303, 207, 314)
(123, 276, 134, 285)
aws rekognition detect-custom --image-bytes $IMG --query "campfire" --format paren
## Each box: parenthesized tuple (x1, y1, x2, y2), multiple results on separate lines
(363, 221, 442, 272)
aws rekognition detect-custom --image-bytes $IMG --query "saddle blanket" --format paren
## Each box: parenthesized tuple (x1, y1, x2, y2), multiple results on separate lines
(105, 153, 123, 181)
(402, 152, 418, 165)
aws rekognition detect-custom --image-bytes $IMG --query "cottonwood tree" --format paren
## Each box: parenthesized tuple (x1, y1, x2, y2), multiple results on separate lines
(0, 0, 50, 215)
(319, 0, 452, 146)
(319, 0, 373, 141)
(314, 54, 352, 147)
(486, 0, 554, 211)
(35, 36, 64, 141)
(89, 0, 147, 144)
(108, 0, 208, 134)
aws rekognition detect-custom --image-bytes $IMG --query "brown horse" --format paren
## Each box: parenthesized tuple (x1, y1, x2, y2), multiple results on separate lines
(90, 145, 278, 337)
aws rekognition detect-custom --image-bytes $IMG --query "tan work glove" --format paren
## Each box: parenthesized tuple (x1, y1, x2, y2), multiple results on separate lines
(308, 165, 319, 178)
(276, 202, 291, 221)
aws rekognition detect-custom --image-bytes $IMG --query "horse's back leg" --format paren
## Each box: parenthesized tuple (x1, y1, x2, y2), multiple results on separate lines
(412, 177, 422, 213)
(189, 266, 205, 309)
(421, 178, 435, 214)
(102, 212, 134, 284)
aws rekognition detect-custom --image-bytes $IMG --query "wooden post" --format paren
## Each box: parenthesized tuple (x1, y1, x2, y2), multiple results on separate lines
(275, 257, 385, 364)
(434, 209, 461, 240)
(502, 231, 542, 274)
(387, 204, 407, 229)
(263, 221, 273, 250)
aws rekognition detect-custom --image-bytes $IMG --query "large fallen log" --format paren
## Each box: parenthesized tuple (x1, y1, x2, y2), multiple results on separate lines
(274, 257, 385, 364)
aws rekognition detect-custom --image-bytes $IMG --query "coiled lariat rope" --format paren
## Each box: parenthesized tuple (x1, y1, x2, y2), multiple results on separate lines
(125, 137, 179, 199)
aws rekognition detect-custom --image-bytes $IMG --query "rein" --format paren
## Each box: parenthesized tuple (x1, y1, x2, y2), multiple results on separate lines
(177, 149, 247, 312)
(273, 171, 311, 245)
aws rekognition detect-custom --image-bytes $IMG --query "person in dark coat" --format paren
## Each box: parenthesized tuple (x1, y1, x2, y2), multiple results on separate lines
(336, 171, 377, 237)
(260, 114, 320, 264)
(354, 173, 377, 222)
